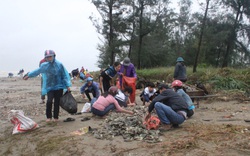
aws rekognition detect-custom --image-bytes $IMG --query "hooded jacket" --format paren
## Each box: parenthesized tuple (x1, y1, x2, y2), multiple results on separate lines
(80, 81, 100, 98)
(28, 59, 71, 95)
(148, 88, 189, 113)
(174, 62, 187, 81)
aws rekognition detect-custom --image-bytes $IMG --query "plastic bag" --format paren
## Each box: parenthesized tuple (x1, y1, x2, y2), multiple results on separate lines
(60, 91, 78, 114)
(81, 103, 91, 113)
(8, 110, 39, 134)
(70, 126, 90, 136)
(122, 76, 136, 103)
(143, 116, 160, 130)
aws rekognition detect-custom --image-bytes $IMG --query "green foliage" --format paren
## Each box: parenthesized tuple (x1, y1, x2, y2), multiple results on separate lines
(136, 67, 174, 82)
(136, 67, 250, 92)
(90, 0, 250, 69)
(209, 76, 249, 90)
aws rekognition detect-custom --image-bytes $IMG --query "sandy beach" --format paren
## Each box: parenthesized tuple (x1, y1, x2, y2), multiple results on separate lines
(1, 77, 250, 156)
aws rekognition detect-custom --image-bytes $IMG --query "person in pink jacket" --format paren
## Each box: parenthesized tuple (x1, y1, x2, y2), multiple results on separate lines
(91, 86, 133, 117)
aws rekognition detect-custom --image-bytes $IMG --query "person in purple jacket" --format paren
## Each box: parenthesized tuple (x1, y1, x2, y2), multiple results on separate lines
(118, 57, 137, 88)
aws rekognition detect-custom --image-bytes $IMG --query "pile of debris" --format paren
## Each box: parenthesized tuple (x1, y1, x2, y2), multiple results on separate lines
(91, 106, 162, 143)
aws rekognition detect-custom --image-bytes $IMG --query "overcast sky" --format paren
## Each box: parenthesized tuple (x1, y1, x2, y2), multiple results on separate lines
(0, 0, 101, 73)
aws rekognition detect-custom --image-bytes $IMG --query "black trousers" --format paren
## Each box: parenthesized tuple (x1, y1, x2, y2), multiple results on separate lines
(46, 89, 63, 119)
(85, 89, 96, 101)
(102, 78, 111, 92)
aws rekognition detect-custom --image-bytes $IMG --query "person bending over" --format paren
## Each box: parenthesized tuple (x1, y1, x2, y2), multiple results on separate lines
(140, 82, 157, 106)
(91, 86, 133, 117)
(80, 77, 100, 102)
(172, 80, 194, 117)
(145, 84, 189, 131)
(115, 86, 136, 107)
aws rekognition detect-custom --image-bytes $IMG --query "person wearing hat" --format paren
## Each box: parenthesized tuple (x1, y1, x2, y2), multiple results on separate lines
(118, 57, 137, 102)
(145, 83, 189, 131)
(80, 77, 100, 102)
(119, 57, 137, 85)
(91, 86, 134, 117)
(174, 57, 187, 83)
(23, 50, 71, 122)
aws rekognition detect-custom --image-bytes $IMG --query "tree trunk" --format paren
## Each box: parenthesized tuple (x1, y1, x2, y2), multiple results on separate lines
(109, 0, 114, 65)
(128, 26, 135, 58)
(137, 0, 144, 70)
(193, 0, 210, 73)
(222, 4, 242, 68)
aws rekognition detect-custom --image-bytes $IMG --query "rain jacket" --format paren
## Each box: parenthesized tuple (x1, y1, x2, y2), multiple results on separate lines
(119, 64, 137, 78)
(119, 64, 136, 86)
(28, 59, 71, 95)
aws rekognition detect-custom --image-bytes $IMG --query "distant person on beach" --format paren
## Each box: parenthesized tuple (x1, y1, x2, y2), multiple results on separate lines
(23, 50, 71, 122)
(8, 73, 14, 78)
(174, 57, 187, 83)
(39, 58, 46, 104)
(71, 68, 79, 79)
(99, 62, 121, 92)
(91, 86, 133, 117)
(79, 66, 86, 80)
(80, 66, 85, 74)
(18, 69, 24, 77)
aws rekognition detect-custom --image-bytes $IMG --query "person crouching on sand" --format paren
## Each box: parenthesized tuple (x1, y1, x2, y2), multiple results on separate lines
(91, 86, 134, 117)
(23, 50, 71, 122)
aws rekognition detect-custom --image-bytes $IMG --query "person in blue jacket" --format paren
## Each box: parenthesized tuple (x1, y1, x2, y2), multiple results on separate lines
(23, 50, 71, 122)
(172, 80, 194, 117)
(80, 77, 100, 102)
